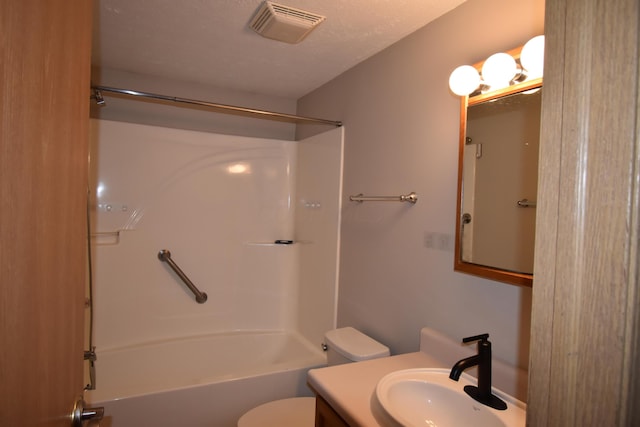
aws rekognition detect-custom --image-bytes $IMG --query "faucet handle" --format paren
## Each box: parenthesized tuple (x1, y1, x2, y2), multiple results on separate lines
(462, 333, 489, 343)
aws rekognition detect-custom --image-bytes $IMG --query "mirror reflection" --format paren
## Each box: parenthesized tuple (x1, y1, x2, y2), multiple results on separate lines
(455, 82, 542, 286)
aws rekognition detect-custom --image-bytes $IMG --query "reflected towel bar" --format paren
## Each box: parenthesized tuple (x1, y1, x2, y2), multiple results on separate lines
(158, 249, 208, 303)
(349, 192, 418, 204)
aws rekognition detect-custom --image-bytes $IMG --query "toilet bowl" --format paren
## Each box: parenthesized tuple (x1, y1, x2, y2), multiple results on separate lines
(237, 397, 315, 427)
(237, 327, 389, 427)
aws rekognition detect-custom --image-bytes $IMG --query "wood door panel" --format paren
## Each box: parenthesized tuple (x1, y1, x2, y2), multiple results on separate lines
(0, 1, 92, 426)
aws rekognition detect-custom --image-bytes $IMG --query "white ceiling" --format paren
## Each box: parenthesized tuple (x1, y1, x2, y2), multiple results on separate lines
(92, 0, 467, 99)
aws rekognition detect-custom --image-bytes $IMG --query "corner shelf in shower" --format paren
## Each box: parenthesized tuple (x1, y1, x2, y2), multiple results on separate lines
(244, 241, 303, 247)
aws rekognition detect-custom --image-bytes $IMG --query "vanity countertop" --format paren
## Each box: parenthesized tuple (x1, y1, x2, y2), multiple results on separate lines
(308, 351, 445, 426)
(307, 327, 528, 427)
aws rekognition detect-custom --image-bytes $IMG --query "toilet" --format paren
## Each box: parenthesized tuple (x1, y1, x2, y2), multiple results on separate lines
(237, 327, 390, 427)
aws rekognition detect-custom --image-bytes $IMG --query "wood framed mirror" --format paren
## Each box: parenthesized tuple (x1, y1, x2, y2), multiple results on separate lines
(454, 63, 542, 287)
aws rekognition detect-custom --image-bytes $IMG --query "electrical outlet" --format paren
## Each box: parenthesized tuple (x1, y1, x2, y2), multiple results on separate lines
(437, 233, 454, 252)
(424, 231, 436, 248)
(424, 231, 454, 252)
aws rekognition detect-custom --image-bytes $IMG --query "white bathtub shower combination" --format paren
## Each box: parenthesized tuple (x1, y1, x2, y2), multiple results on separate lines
(87, 331, 325, 427)
(87, 120, 344, 427)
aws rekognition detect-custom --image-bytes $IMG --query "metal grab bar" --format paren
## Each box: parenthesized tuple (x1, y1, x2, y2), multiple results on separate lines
(158, 249, 208, 303)
(349, 192, 418, 204)
(517, 199, 537, 208)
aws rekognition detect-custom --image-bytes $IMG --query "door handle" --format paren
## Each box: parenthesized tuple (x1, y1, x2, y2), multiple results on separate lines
(72, 397, 104, 426)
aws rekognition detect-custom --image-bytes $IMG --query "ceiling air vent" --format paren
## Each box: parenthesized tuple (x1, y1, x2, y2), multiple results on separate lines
(249, 1, 326, 44)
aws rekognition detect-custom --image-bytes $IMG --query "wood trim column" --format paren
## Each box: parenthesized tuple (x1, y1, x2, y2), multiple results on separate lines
(528, 0, 640, 425)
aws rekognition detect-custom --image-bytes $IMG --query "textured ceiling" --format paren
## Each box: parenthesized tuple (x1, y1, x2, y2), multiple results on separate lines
(92, 0, 467, 99)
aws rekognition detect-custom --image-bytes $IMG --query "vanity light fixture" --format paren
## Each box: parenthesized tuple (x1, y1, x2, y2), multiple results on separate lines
(519, 35, 545, 79)
(448, 35, 545, 97)
(481, 52, 518, 89)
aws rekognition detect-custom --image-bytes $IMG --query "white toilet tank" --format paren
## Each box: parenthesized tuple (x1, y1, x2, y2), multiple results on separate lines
(323, 327, 390, 365)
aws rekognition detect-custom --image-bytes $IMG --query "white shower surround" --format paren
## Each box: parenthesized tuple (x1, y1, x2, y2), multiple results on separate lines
(88, 119, 343, 426)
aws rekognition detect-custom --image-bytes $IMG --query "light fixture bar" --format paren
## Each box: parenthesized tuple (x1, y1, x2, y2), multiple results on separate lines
(448, 35, 545, 97)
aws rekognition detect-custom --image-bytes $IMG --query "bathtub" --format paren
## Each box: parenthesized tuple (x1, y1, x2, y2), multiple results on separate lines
(86, 330, 326, 427)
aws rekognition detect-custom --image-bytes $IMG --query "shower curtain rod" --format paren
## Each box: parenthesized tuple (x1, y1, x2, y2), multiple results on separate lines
(91, 85, 343, 127)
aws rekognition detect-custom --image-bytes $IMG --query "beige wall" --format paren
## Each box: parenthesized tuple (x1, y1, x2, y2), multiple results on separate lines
(296, 0, 545, 369)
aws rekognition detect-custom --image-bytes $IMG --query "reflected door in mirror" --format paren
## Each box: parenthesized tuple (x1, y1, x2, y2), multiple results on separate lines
(464, 89, 541, 273)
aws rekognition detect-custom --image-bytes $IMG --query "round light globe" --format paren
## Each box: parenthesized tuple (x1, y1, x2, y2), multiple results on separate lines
(482, 53, 517, 89)
(520, 35, 545, 79)
(448, 65, 481, 96)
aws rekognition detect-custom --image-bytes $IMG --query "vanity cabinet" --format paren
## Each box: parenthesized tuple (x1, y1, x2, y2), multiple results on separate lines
(315, 395, 350, 427)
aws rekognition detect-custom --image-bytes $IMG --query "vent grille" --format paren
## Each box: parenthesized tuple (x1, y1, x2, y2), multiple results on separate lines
(249, 1, 326, 44)
(270, 3, 325, 25)
(251, 7, 273, 32)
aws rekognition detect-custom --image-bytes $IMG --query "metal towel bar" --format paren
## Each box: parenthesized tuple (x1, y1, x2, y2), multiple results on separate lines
(158, 249, 208, 303)
(517, 199, 537, 208)
(349, 192, 418, 204)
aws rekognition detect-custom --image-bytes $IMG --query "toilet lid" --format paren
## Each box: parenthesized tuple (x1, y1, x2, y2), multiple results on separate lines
(238, 397, 315, 427)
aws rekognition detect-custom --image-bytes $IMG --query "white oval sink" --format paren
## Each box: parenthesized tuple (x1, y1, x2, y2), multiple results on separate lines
(375, 368, 525, 427)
